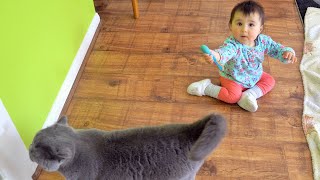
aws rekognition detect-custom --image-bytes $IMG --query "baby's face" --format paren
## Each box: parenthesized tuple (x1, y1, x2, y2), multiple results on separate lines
(229, 11, 263, 47)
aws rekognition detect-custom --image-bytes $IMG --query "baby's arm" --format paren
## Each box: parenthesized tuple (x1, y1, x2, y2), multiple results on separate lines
(263, 35, 297, 64)
(201, 38, 237, 70)
(204, 50, 221, 64)
(201, 45, 223, 70)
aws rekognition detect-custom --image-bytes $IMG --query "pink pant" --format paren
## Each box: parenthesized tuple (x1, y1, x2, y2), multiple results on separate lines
(217, 72, 275, 104)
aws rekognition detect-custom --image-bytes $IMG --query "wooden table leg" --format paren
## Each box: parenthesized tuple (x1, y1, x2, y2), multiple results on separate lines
(131, 0, 139, 19)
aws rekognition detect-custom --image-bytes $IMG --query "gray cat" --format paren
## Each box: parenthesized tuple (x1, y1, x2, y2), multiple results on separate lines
(29, 114, 226, 180)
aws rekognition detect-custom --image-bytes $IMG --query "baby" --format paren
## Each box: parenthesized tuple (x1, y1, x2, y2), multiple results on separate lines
(187, 0, 297, 112)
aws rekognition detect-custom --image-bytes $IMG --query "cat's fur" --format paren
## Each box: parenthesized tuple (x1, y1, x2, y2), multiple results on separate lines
(29, 114, 226, 180)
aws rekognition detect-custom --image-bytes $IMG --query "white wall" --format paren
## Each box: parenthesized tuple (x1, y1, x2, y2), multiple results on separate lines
(0, 99, 37, 180)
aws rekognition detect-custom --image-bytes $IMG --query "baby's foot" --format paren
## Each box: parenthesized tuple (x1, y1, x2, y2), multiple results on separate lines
(187, 79, 211, 96)
(237, 92, 258, 112)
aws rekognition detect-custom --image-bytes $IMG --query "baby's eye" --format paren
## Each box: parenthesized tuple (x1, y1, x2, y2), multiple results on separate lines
(249, 23, 255, 27)
(237, 22, 242, 26)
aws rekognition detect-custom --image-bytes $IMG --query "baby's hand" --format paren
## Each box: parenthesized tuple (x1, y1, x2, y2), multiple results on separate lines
(282, 51, 297, 63)
(205, 50, 224, 71)
(204, 51, 215, 64)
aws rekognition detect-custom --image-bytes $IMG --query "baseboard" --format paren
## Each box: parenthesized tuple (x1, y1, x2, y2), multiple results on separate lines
(42, 13, 100, 129)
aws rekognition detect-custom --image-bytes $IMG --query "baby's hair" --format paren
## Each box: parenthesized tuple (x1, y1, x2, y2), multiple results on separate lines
(229, 0, 265, 25)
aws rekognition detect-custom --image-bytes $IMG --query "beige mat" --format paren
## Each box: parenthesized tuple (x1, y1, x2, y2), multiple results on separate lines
(300, 7, 320, 180)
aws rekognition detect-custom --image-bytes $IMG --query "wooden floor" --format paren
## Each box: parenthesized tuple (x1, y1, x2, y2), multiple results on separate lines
(37, 0, 313, 179)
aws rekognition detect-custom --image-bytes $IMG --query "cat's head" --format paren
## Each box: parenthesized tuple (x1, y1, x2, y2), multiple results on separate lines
(29, 116, 76, 172)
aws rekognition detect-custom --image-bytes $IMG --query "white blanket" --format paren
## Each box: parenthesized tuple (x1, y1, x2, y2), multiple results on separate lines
(300, 7, 320, 180)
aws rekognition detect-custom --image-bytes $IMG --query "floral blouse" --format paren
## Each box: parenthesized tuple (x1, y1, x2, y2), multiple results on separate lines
(214, 34, 295, 88)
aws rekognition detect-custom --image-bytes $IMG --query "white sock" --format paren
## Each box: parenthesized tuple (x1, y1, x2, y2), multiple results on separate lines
(204, 84, 221, 98)
(246, 85, 263, 99)
(237, 85, 263, 112)
(187, 79, 211, 96)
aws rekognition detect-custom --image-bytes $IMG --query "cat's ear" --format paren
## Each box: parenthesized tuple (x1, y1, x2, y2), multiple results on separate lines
(58, 116, 68, 125)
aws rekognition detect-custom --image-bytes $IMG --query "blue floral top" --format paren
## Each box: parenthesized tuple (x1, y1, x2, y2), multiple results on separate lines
(214, 34, 295, 88)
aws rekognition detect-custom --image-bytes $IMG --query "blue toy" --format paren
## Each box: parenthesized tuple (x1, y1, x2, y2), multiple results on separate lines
(200, 45, 223, 71)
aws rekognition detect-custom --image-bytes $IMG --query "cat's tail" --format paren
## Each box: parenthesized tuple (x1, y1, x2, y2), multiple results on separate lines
(188, 114, 227, 161)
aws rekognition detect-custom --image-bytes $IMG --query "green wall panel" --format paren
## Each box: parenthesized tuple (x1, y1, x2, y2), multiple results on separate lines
(0, 0, 95, 147)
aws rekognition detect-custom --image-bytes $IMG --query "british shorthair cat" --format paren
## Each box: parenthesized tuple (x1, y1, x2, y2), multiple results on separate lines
(29, 114, 226, 180)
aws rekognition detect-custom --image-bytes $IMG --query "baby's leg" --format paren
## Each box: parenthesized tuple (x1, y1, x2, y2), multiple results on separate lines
(255, 72, 275, 95)
(215, 76, 243, 103)
(187, 77, 243, 104)
(238, 72, 275, 112)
